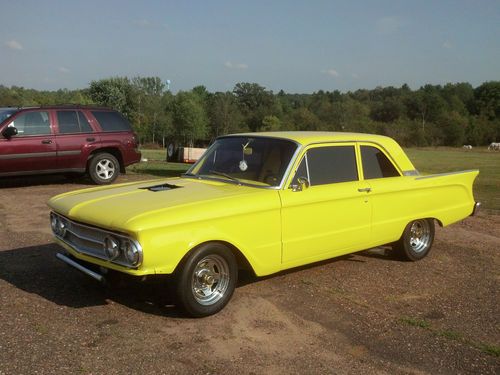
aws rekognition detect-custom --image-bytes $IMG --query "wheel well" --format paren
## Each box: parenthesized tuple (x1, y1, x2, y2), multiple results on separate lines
(433, 218, 444, 227)
(174, 240, 256, 276)
(88, 148, 125, 173)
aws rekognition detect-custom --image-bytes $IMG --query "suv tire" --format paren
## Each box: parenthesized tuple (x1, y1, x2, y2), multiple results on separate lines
(88, 152, 120, 185)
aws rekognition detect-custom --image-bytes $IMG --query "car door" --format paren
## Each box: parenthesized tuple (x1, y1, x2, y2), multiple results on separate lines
(279, 143, 372, 266)
(54, 110, 97, 171)
(0, 110, 57, 174)
(358, 143, 408, 244)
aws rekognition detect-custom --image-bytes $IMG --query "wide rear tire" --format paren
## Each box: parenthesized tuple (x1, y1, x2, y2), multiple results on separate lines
(393, 219, 435, 261)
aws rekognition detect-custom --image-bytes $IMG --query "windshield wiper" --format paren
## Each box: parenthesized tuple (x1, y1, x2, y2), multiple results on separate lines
(181, 172, 197, 177)
(207, 170, 241, 184)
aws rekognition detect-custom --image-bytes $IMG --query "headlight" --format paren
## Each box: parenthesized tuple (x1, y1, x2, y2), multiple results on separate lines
(103, 236, 120, 260)
(50, 214, 58, 233)
(122, 240, 140, 266)
(50, 213, 67, 237)
(58, 219, 67, 237)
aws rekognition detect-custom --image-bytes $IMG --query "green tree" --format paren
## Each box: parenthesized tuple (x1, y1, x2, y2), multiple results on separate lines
(208, 92, 244, 137)
(474, 81, 500, 120)
(88, 77, 137, 120)
(261, 115, 281, 131)
(233, 82, 277, 131)
(172, 91, 208, 145)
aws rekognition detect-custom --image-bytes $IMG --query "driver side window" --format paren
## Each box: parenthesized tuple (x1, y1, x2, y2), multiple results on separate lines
(9, 111, 51, 136)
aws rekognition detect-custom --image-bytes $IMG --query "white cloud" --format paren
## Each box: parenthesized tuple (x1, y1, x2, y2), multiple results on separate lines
(351, 73, 359, 79)
(321, 69, 339, 77)
(58, 67, 70, 74)
(5, 40, 23, 50)
(376, 16, 401, 34)
(132, 19, 167, 29)
(224, 61, 248, 70)
(442, 41, 452, 49)
(133, 19, 151, 27)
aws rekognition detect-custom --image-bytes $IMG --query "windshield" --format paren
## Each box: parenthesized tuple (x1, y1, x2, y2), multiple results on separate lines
(187, 136, 298, 187)
(0, 109, 19, 123)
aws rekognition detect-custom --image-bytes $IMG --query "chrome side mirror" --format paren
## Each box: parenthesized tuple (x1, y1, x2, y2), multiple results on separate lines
(291, 177, 310, 192)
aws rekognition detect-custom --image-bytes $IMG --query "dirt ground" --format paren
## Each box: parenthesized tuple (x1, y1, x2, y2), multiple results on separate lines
(0, 174, 498, 375)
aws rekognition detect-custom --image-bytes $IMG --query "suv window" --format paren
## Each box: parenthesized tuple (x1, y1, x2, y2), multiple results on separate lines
(91, 111, 131, 132)
(0, 108, 18, 123)
(294, 145, 358, 186)
(57, 111, 93, 134)
(361, 145, 400, 179)
(8, 111, 51, 136)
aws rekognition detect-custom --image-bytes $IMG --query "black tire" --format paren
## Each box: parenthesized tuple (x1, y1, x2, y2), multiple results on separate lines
(393, 219, 435, 261)
(174, 243, 238, 317)
(88, 153, 120, 185)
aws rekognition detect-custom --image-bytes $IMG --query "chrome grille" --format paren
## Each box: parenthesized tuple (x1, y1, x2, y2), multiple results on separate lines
(50, 212, 140, 268)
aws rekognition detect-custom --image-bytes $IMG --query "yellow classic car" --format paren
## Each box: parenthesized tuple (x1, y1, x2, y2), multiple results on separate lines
(48, 132, 479, 316)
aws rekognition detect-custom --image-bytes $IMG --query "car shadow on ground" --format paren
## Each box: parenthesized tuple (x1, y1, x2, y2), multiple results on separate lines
(0, 243, 186, 317)
(0, 174, 89, 188)
(357, 245, 404, 262)
(0, 243, 404, 318)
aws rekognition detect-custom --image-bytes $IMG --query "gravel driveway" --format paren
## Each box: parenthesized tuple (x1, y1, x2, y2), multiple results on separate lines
(0, 175, 498, 374)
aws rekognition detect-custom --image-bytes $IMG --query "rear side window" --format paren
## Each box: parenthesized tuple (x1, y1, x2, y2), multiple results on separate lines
(78, 112, 93, 132)
(361, 146, 400, 179)
(57, 111, 94, 134)
(8, 111, 51, 136)
(92, 111, 131, 132)
(307, 146, 358, 186)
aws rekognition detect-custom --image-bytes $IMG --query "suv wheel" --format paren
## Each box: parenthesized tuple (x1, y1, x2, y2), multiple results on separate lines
(88, 153, 119, 185)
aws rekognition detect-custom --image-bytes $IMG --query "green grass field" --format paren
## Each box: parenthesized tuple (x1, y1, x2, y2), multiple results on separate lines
(128, 147, 500, 211)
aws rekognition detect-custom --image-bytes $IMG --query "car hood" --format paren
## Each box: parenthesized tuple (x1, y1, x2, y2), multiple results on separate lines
(48, 177, 278, 233)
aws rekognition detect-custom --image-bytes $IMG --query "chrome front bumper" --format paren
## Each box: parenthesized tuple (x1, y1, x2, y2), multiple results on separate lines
(56, 252, 105, 283)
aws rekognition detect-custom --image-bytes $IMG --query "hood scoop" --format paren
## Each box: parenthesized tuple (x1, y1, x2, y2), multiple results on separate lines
(140, 183, 182, 192)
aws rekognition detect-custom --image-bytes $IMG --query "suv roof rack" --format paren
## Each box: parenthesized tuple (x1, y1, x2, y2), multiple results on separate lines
(38, 104, 113, 110)
(2, 104, 114, 110)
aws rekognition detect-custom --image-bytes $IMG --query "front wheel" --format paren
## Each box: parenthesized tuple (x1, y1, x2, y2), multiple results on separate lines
(88, 153, 119, 185)
(174, 243, 238, 317)
(393, 219, 435, 261)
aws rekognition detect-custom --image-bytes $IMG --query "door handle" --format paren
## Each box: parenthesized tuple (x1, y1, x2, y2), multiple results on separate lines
(41, 139, 52, 144)
(86, 137, 95, 142)
(358, 187, 372, 193)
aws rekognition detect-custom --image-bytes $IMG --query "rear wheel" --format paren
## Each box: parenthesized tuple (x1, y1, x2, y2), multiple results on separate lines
(88, 153, 119, 185)
(174, 243, 237, 317)
(393, 219, 435, 261)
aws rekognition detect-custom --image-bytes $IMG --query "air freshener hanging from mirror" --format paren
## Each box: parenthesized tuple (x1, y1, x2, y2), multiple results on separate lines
(239, 141, 250, 171)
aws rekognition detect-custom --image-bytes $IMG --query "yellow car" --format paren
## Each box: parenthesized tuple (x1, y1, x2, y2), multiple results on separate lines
(48, 132, 479, 316)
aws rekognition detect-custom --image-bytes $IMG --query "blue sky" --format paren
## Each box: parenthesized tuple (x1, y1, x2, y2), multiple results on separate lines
(1, 0, 499, 93)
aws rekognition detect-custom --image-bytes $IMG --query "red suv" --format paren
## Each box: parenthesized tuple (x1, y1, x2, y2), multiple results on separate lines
(0, 106, 141, 184)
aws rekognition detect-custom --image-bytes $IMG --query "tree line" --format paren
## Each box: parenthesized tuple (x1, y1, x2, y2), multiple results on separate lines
(1, 78, 499, 147)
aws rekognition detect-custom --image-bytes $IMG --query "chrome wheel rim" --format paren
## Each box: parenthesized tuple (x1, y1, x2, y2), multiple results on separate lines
(96, 159, 116, 180)
(192, 254, 230, 306)
(409, 220, 431, 253)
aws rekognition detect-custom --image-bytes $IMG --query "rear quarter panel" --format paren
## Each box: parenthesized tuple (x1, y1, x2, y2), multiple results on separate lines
(368, 170, 478, 245)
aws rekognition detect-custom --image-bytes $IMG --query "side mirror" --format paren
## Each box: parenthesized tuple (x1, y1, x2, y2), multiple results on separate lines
(291, 176, 310, 192)
(2, 126, 18, 139)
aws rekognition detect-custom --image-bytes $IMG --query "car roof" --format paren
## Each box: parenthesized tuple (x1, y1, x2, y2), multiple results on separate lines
(228, 131, 395, 146)
(223, 131, 417, 172)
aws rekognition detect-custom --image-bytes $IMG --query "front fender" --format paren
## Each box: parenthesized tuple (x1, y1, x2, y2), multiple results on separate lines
(138, 206, 283, 277)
